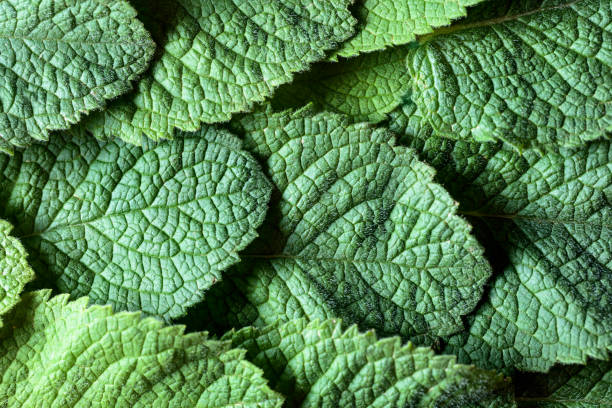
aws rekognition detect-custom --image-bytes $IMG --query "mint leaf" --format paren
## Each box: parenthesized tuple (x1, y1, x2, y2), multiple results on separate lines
(271, 47, 412, 122)
(334, 0, 487, 58)
(0, 219, 34, 326)
(407, 0, 612, 150)
(226, 319, 514, 407)
(0, 127, 271, 320)
(0, 290, 283, 407)
(515, 360, 612, 407)
(194, 107, 491, 341)
(82, 0, 356, 144)
(0, 0, 155, 153)
(389, 102, 611, 372)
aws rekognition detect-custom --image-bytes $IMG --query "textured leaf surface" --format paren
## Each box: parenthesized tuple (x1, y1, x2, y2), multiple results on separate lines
(0, 0, 155, 152)
(407, 0, 612, 150)
(82, 0, 356, 144)
(0, 219, 34, 326)
(334, 0, 486, 58)
(0, 290, 283, 408)
(389, 102, 612, 372)
(515, 360, 612, 407)
(0, 127, 271, 319)
(226, 319, 515, 407)
(195, 108, 490, 342)
(271, 46, 412, 122)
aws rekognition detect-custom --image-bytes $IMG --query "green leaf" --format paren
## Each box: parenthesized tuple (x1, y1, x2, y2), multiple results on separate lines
(389, 102, 612, 372)
(194, 107, 491, 342)
(270, 46, 412, 123)
(515, 360, 612, 407)
(334, 0, 486, 58)
(0, 0, 155, 153)
(407, 0, 612, 150)
(0, 127, 271, 320)
(0, 290, 283, 408)
(0, 219, 34, 326)
(81, 0, 356, 144)
(225, 319, 515, 407)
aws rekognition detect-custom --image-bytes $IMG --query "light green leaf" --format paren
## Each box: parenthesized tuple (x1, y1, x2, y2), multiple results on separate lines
(334, 0, 486, 58)
(0, 290, 283, 408)
(82, 0, 356, 144)
(226, 319, 515, 407)
(271, 46, 412, 122)
(0, 0, 155, 153)
(389, 102, 612, 372)
(515, 360, 612, 407)
(0, 127, 271, 320)
(0, 219, 34, 326)
(407, 0, 612, 150)
(194, 107, 491, 342)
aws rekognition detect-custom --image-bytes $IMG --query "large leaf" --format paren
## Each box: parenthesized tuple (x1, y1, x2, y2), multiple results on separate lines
(0, 0, 155, 153)
(193, 107, 491, 342)
(515, 360, 612, 407)
(389, 102, 612, 372)
(82, 0, 356, 144)
(271, 46, 412, 122)
(226, 319, 515, 407)
(0, 290, 283, 407)
(0, 127, 271, 320)
(334, 0, 486, 58)
(407, 0, 612, 150)
(0, 219, 34, 326)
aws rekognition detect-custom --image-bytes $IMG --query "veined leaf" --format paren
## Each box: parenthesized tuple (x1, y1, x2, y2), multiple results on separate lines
(194, 107, 491, 341)
(334, 0, 486, 58)
(0, 0, 155, 153)
(226, 319, 515, 407)
(0, 127, 271, 320)
(407, 0, 612, 150)
(271, 46, 412, 122)
(389, 102, 612, 372)
(0, 219, 34, 326)
(0, 290, 283, 407)
(515, 360, 612, 407)
(82, 0, 356, 144)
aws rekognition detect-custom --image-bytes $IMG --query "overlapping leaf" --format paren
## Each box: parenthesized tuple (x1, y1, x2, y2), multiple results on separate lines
(0, 127, 271, 320)
(82, 0, 356, 144)
(389, 102, 612, 372)
(0, 290, 283, 407)
(0, 219, 34, 326)
(334, 0, 486, 58)
(0, 0, 155, 153)
(194, 107, 491, 342)
(407, 0, 612, 150)
(226, 319, 514, 407)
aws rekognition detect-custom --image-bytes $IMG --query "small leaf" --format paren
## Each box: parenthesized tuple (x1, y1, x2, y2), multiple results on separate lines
(0, 127, 271, 320)
(226, 319, 515, 407)
(407, 0, 612, 150)
(0, 0, 155, 152)
(0, 290, 283, 407)
(0, 219, 34, 326)
(82, 0, 356, 144)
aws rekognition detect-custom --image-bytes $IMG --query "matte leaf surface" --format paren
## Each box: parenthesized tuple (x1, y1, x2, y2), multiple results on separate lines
(515, 360, 612, 407)
(407, 0, 612, 150)
(0, 128, 271, 319)
(0, 219, 34, 326)
(227, 319, 514, 407)
(389, 102, 612, 372)
(83, 0, 356, 144)
(0, 0, 155, 152)
(0, 290, 283, 408)
(335, 0, 486, 58)
(197, 108, 491, 341)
